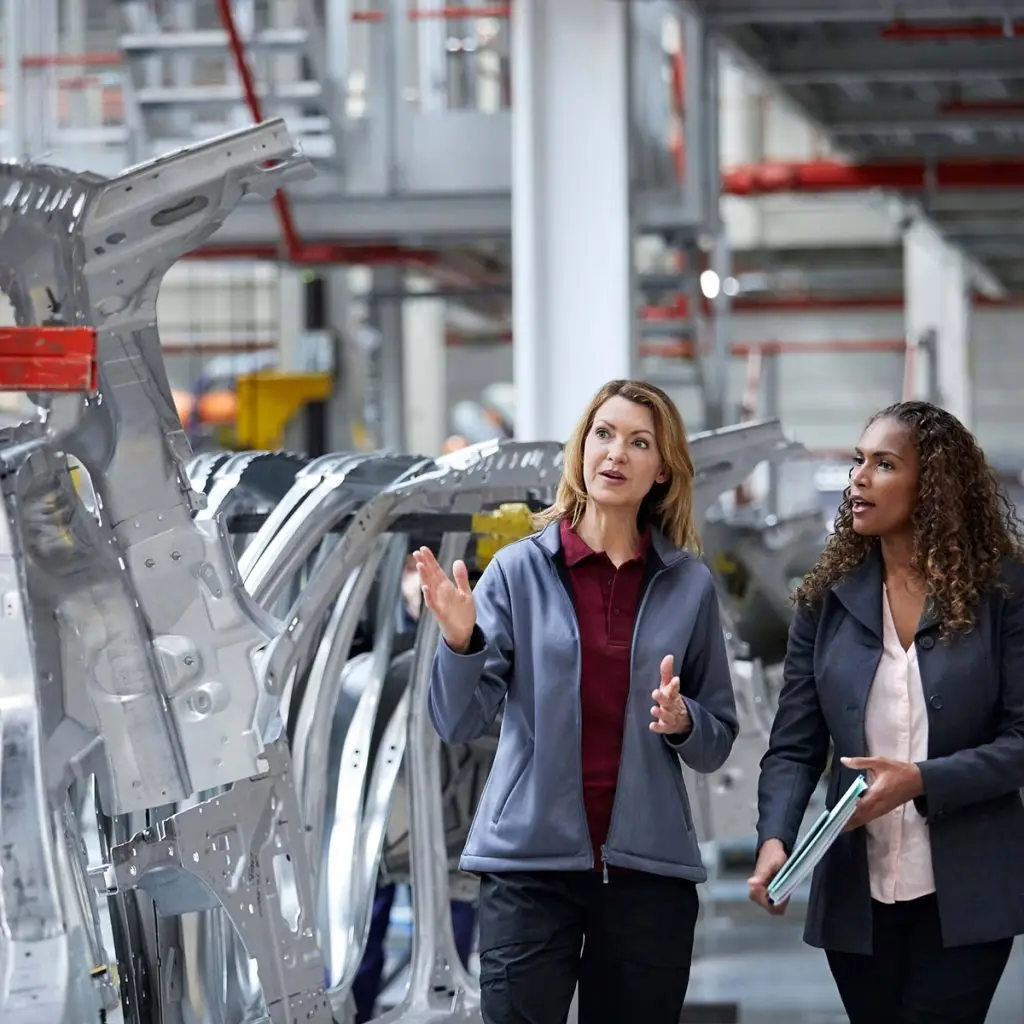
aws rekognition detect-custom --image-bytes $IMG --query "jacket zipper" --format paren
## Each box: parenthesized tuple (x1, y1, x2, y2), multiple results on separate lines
(547, 559, 592, 869)
(602, 564, 670, 883)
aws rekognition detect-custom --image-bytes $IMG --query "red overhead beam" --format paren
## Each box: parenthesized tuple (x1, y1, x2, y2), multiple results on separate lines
(881, 19, 1024, 40)
(185, 242, 441, 266)
(940, 98, 1024, 115)
(0, 328, 98, 392)
(722, 159, 1024, 195)
(351, 5, 511, 21)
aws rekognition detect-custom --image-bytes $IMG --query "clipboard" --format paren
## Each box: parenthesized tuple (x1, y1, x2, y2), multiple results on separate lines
(767, 774, 869, 906)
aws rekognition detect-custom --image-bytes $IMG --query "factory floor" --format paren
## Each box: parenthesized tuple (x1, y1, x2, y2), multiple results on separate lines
(377, 875, 1024, 1023)
(684, 878, 1023, 1024)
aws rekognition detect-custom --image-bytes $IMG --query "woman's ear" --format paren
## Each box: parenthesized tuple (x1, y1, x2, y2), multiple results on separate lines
(655, 465, 668, 485)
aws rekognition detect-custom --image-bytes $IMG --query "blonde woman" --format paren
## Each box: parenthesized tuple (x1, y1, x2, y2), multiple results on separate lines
(415, 379, 738, 1024)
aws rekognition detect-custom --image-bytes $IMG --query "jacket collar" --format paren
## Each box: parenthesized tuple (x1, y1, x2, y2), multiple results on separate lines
(832, 542, 940, 640)
(532, 518, 687, 569)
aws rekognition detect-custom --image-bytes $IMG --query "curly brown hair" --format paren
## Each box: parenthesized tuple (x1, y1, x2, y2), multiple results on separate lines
(796, 400, 1024, 634)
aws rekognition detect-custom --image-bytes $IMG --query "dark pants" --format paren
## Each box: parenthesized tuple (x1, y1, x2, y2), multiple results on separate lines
(826, 894, 1014, 1024)
(477, 870, 699, 1024)
(352, 883, 477, 1023)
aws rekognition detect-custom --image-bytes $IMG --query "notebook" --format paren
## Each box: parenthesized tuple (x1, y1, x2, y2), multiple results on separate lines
(767, 774, 869, 906)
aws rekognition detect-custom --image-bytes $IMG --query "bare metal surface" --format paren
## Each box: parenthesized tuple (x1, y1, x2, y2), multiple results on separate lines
(108, 741, 331, 1024)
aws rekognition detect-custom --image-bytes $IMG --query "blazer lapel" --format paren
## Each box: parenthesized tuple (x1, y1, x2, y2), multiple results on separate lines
(916, 596, 941, 637)
(833, 544, 884, 642)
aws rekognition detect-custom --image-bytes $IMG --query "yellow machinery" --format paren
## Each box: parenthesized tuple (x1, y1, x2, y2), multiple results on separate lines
(470, 503, 536, 569)
(234, 370, 333, 450)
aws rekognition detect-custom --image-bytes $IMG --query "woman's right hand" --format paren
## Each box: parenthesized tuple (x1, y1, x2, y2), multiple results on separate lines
(413, 546, 477, 653)
(747, 838, 790, 916)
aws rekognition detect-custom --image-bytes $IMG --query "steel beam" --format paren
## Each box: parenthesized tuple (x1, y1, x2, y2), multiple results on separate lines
(698, 0, 1024, 25)
(824, 106, 1024, 135)
(203, 161, 1024, 252)
(771, 41, 1024, 85)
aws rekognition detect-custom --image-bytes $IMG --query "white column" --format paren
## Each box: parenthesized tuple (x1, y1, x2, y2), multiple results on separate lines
(403, 276, 447, 455)
(904, 220, 972, 427)
(511, 0, 634, 442)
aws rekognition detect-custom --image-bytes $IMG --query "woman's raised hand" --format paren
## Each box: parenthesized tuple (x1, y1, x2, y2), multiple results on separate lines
(413, 546, 477, 653)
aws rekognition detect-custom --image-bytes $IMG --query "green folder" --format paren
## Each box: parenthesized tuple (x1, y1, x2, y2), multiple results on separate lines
(767, 774, 869, 906)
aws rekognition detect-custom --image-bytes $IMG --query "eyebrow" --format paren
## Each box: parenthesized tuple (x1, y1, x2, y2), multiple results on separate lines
(595, 420, 654, 438)
(854, 446, 902, 461)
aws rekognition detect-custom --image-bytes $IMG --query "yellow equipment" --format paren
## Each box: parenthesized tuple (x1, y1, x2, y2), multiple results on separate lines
(471, 503, 536, 569)
(234, 371, 333, 450)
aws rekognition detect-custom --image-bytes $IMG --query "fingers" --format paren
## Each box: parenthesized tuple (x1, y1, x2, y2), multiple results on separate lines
(746, 878, 787, 915)
(840, 756, 880, 772)
(659, 654, 674, 688)
(651, 678, 680, 706)
(452, 559, 471, 595)
(648, 694, 689, 733)
(413, 546, 443, 585)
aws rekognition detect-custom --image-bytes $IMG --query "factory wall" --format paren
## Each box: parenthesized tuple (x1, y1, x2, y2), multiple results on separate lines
(445, 307, 1024, 464)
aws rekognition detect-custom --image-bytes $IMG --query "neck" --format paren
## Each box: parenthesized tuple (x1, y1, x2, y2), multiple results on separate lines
(577, 503, 641, 565)
(880, 531, 917, 583)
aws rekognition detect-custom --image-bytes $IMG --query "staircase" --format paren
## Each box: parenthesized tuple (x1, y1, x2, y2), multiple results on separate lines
(117, 0, 343, 164)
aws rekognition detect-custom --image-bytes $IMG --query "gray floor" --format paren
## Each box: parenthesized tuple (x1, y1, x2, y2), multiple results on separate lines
(380, 878, 1024, 1023)
(686, 880, 1024, 1024)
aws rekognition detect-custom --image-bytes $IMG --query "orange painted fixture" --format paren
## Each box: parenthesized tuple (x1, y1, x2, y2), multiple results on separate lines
(0, 328, 98, 392)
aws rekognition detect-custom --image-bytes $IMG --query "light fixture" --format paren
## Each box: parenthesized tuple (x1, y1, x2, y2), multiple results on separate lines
(699, 269, 720, 299)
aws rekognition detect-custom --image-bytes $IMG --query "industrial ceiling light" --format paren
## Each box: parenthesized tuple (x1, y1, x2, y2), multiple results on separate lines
(700, 269, 721, 299)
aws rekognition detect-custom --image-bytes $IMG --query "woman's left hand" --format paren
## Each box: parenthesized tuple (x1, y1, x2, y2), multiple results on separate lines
(650, 654, 692, 737)
(840, 755, 925, 830)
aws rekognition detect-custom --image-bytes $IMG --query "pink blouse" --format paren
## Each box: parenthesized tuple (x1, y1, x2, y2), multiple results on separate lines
(862, 586, 936, 903)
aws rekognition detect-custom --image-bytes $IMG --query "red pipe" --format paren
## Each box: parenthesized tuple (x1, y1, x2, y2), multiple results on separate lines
(881, 19, 1024, 40)
(214, 0, 443, 269)
(940, 99, 1024, 115)
(722, 159, 1024, 195)
(185, 243, 441, 265)
(641, 339, 907, 360)
(352, 6, 511, 22)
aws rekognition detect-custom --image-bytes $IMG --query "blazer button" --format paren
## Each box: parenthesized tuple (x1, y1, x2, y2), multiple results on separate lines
(929, 694, 943, 710)
(918, 635, 935, 650)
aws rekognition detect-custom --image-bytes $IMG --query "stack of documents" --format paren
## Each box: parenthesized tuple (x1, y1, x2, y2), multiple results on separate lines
(767, 774, 869, 906)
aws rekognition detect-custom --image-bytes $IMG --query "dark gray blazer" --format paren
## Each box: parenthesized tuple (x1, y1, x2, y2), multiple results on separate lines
(756, 544, 1024, 955)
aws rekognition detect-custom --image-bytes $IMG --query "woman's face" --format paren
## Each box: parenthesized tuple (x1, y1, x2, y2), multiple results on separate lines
(849, 416, 920, 537)
(582, 396, 667, 513)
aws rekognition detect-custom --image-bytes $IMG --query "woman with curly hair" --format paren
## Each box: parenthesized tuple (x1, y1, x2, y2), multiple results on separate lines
(749, 400, 1024, 1023)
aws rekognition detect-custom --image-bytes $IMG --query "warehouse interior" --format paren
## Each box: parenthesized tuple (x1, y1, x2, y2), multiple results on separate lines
(2, 1, 1024, 1022)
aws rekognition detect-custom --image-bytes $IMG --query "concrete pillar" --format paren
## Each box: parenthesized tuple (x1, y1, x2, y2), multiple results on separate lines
(402, 276, 447, 455)
(511, 0, 635, 442)
(904, 219, 972, 427)
(4, 0, 25, 160)
(369, 266, 407, 451)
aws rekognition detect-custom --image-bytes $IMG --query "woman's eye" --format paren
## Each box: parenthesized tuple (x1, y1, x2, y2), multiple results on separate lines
(879, 461, 893, 471)
(634, 439, 648, 449)
(595, 428, 609, 439)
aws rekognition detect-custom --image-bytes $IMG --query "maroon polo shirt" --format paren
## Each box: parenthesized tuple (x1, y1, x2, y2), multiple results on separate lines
(559, 518, 650, 866)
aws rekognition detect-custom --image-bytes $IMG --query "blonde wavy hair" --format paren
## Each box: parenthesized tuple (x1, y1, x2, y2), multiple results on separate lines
(532, 379, 700, 552)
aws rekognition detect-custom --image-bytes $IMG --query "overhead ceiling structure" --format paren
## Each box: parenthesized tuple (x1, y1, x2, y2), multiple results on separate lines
(697, 0, 1024, 294)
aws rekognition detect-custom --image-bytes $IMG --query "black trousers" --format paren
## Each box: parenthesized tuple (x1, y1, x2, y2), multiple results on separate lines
(826, 894, 1014, 1024)
(476, 869, 699, 1024)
